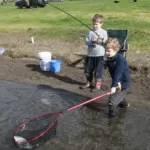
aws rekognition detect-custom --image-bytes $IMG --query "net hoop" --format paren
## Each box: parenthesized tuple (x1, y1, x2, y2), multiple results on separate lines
(13, 112, 62, 145)
(12, 91, 111, 147)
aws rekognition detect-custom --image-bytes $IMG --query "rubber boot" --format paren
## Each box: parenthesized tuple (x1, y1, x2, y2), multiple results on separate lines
(80, 82, 91, 89)
(109, 104, 117, 118)
(118, 98, 130, 108)
(92, 78, 102, 92)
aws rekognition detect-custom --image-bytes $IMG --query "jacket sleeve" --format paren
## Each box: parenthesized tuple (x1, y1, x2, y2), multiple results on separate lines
(85, 31, 94, 46)
(111, 56, 124, 87)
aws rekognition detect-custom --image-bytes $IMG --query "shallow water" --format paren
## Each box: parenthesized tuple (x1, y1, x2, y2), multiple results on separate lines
(0, 80, 150, 150)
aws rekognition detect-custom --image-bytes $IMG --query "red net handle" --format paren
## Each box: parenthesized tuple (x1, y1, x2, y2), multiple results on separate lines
(67, 91, 111, 111)
(12, 91, 111, 145)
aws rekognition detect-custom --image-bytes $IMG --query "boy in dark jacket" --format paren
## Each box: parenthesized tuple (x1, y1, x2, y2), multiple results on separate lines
(105, 38, 130, 118)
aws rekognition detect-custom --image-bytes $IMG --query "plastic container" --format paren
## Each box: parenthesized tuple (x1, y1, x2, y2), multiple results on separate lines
(38, 52, 52, 71)
(40, 59, 51, 71)
(50, 60, 62, 73)
(38, 52, 51, 60)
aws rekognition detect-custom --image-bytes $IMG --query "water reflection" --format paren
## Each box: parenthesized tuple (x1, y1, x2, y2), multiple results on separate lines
(39, 105, 150, 150)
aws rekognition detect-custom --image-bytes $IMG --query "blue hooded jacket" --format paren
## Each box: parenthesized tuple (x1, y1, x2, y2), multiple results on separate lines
(106, 53, 130, 89)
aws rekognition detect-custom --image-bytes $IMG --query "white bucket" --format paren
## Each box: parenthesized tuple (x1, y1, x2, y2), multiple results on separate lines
(40, 59, 51, 71)
(38, 52, 51, 60)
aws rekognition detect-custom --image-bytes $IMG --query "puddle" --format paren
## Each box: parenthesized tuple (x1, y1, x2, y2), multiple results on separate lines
(0, 80, 150, 150)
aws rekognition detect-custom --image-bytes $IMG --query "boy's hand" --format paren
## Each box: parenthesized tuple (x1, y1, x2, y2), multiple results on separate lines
(111, 83, 121, 94)
(111, 87, 116, 94)
(91, 37, 97, 43)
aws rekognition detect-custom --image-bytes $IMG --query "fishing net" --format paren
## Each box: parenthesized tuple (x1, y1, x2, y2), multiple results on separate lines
(13, 92, 111, 149)
(13, 112, 62, 149)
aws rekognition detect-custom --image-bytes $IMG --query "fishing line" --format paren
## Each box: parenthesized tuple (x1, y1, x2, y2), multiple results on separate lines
(48, 3, 98, 35)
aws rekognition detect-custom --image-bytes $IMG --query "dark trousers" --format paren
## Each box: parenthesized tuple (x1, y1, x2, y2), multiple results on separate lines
(84, 56, 103, 83)
(109, 89, 128, 117)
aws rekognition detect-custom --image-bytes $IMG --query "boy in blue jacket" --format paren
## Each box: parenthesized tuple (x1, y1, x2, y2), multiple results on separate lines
(105, 38, 130, 118)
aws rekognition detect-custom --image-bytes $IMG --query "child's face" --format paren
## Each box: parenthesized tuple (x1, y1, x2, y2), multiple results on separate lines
(93, 22, 103, 30)
(106, 48, 117, 57)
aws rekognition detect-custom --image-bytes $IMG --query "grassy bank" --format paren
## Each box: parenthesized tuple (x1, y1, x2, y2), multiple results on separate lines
(0, 0, 150, 52)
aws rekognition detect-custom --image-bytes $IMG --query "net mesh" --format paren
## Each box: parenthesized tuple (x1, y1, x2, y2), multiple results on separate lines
(13, 112, 61, 149)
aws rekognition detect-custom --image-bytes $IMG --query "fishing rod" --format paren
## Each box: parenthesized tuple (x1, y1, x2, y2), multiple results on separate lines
(48, 3, 99, 36)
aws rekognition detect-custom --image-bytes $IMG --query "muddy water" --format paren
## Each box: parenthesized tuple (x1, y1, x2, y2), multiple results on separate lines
(0, 81, 150, 150)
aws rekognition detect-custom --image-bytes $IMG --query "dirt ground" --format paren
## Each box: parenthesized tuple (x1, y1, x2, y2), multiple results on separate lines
(0, 33, 150, 105)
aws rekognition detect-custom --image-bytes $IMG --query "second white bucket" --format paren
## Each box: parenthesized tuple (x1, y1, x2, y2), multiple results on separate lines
(38, 52, 52, 71)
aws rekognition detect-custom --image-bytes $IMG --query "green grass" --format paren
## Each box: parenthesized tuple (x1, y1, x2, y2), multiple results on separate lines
(0, 0, 150, 51)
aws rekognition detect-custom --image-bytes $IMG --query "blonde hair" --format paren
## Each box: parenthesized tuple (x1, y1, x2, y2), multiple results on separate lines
(105, 38, 120, 52)
(92, 14, 104, 23)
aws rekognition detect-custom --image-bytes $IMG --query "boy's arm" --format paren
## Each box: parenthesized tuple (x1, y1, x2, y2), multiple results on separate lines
(111, 56, 124, 88)
(85, 31, 95, 45)
(102, 30, 108, 43)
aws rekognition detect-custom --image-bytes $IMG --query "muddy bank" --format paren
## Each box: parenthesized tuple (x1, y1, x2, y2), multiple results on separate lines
(0, 34, 150, 76)
(0, 55, 150, 100)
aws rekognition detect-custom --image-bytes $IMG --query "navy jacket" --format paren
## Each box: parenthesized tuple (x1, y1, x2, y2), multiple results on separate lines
(106, 53, 130, 89)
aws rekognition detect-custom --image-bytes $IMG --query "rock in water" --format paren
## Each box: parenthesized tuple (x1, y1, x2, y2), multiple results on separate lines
(14, 135, 33, 149)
